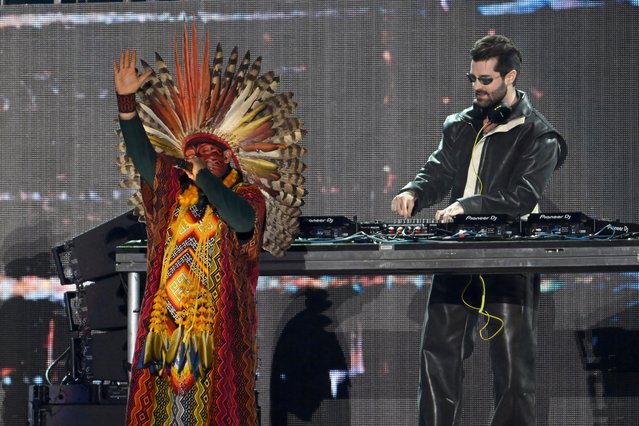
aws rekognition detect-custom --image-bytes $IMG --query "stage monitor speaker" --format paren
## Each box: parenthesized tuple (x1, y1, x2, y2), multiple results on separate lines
(28, 384, 127, 426)
(79, 328, 129, 382)
(52, 210, 146, 285)
(84, 274, 128, 330)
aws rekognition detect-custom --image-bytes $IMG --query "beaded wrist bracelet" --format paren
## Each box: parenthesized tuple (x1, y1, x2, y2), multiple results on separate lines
(117, 93, 137, 113)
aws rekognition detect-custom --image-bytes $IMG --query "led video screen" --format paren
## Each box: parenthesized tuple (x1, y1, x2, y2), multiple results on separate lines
(1, 1, 638, 425)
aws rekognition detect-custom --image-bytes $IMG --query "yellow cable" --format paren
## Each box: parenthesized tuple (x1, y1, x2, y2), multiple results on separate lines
(461, 275, 505, 340)
(459, 123, 506, 339)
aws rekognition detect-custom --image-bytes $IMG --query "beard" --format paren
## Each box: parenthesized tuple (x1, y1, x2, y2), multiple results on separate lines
(475, 80, 508, 109)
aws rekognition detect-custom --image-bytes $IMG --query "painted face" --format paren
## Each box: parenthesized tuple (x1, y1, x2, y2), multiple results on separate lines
(468, 57, 508, 109)
(184, 142, 231, 177)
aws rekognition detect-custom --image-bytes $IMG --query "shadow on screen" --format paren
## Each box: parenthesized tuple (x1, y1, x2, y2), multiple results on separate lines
(0, 296, 69, 425)
(270, 288, 350, 425)
(2, 221, 60, 279)
(576, 326, 639, 394)
(576, 301, 639, 424)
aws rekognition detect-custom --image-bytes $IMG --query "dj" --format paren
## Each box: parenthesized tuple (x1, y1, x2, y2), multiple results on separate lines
(391, 35, 567, 425)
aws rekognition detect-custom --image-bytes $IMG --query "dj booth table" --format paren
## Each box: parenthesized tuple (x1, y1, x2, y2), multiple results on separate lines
(116, 238, 639, 276)
(115, 238, 639, 365)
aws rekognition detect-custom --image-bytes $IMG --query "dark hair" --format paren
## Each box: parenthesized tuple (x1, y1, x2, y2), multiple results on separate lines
(470, 35, 522, 81)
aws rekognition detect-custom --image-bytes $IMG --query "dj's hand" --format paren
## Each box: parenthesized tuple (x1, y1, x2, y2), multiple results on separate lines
(435, 201, 464, 223)
(391, 191, 416, 219)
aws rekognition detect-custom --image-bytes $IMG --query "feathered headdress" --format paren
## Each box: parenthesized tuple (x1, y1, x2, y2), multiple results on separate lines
(117, 24, 307, 256)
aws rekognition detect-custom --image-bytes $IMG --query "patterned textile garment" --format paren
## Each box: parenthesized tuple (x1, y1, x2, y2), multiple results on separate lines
(126, 155, 265, 425)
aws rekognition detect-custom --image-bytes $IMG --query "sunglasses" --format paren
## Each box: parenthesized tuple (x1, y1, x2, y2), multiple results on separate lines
(466, 73, 502, 85)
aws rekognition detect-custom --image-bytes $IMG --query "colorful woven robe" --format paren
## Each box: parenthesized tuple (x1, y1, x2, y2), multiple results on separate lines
(126, 155, 265, 425)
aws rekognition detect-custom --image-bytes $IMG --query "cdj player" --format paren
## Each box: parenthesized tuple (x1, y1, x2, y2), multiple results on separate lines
(295, 213, 639, 242)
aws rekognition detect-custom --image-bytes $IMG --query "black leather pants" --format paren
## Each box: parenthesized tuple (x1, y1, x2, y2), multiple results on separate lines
(418, 276, 538, 426)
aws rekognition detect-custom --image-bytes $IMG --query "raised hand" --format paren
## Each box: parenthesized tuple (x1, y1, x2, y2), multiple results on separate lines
(112, 50, 153, 96)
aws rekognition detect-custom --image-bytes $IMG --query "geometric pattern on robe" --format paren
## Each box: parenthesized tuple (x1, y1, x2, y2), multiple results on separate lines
(125, 155, 265, 425)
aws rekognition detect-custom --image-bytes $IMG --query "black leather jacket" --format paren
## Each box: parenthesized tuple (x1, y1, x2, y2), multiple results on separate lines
(401, 91, 567, 216)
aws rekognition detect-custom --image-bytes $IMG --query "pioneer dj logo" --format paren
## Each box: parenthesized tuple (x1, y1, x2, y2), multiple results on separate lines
(465, 215, 497, 221)
(306, 218, 333, 224)
(607, 224, 628, 232)
(539, 214, 570, 220)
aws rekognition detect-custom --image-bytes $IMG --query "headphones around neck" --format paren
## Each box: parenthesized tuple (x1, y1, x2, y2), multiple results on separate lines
(469, 100, 512, 124)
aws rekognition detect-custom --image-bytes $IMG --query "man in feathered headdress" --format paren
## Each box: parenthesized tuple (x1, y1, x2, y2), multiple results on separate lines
(392, 35, 567, 426)
(112, 26, 306, 426)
